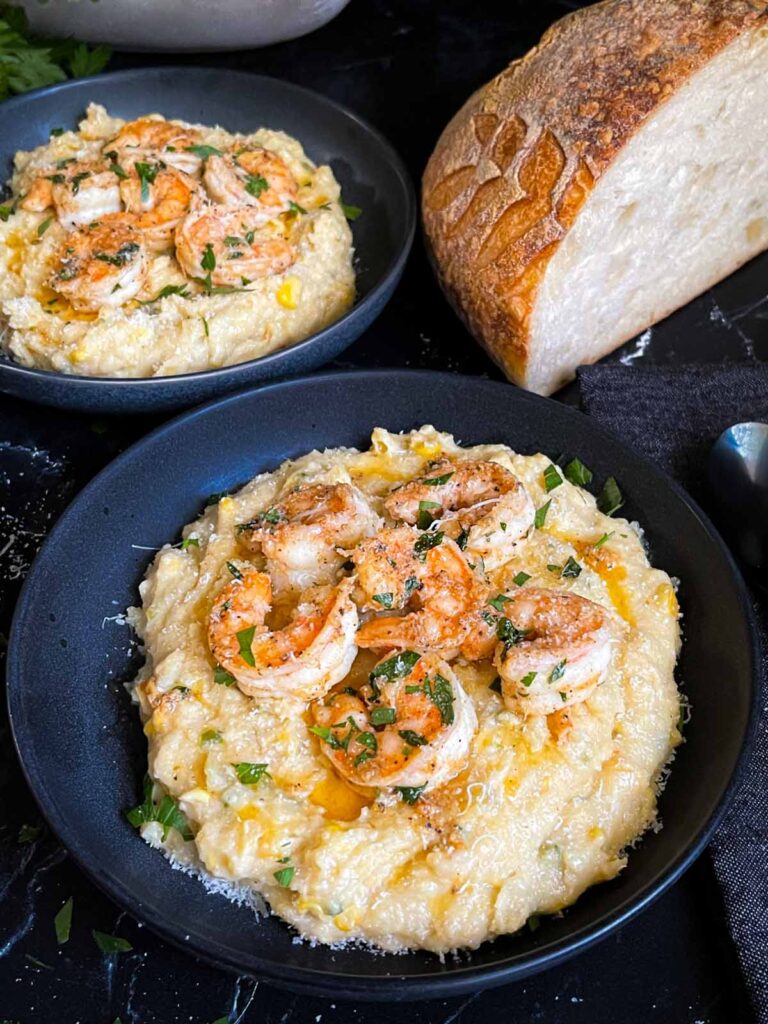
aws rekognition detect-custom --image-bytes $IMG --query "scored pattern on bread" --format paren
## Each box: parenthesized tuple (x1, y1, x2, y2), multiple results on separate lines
(423, 0, 768, 393)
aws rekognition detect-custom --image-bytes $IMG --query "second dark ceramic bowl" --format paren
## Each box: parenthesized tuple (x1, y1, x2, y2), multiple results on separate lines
(0, 69, 415, 413)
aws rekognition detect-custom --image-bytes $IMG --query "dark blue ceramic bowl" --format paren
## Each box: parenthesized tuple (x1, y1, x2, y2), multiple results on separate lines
(0, 69, 415, 413)
(7, 372, 759, 999)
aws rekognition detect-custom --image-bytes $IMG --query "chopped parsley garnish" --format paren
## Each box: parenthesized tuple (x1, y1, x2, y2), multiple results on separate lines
(395, 784, 426, 804)
(233, 762, 270, 785)
(340, 201, 362, 221)
(273, 866, 295, 887)
(594, 531, 613, 549)
(50, 127, 65, 137)
(213, 665, 236, 687)
(205, 490, 230, 506)
(92, 931, 132, 954)
(0, 204, 14, 221)
(534, 500, 552, 529)
(564, 457, 593, 487)
(135, 161, 160, 202)
(139, 283, 189, 304)
(561, 556, 582, 579)
(456, 528, 469, 551)
(126, 774, 193, 841)
(287, 200, 307, 215)
(414, 530, 443, 560)
(489, 676, 502, 694)
(36, 215, 53, 237)
(309, 725, 331, 741)
(423, 471, 453, 486)
(372, 592, 394, 608)
(93, 241, 140, 267)
(46, 172, 66, 184)
(200, 729, 223, 747)
(427, 673, 455, 725)
(202, 317, 210, 338)
(354, 731, 378, 765)
(597, 477, 624, 516)
(181, 537, 199, 550)
(70, 170, 91, 194)
(245, 174, 269, 197)
(513, 571, 531, 586)
(371, 650, 421, 683)
(201, 242, 216, 272)
(398, 729, 427, 747)
(54, 897, 73, 945)
(17, 823, 41, 844)
(527, 914, 541, 933)
(370, 706, 396, 726)
(521, 671, 537, 688)
(559, 691, 567, 702)
(543, 463, 563, 492)
(488, 593, 511, 613)
(404, 575, 421, 598)
(185, 144, 223, 160)
(496, 617, 529, 648)
(417, 499, 441, 529)
(549, 660, 567, 683)
(227, 561, 243, 579)
(236, 626, 256, 667)
(547, 564, 563, 576)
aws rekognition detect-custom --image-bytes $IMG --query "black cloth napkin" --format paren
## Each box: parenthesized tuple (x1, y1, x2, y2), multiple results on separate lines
(578, 363, 768, 1023)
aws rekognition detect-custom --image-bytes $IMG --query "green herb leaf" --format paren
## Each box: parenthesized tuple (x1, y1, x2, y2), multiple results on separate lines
(543, 464, 563, 492)
(226, 561, 243, 579)
(67, 42, 111, 79)
(398, 729, 427, 747)
(372, 592, 394, 609)
(487, 593, 510, 613)
(521, 671, 537, 688)
(92, 930, 132, 954)
(527, 914, 541, 933)
(422, 471, 453, 486)
(236, 626, 256, 667)
(370, 706, 396, 726)
(593, 531, 613, 549)
(181, 537, 199, 550)
(340, 201, 362, 221)
(564, 457, 593, 487)
(456, 527, 469, 551)
(512, 571, 531, 586)
(36, 215, 53, 237)
(185, 144, 223, 160)
(287, 200, 307, 215)
(370, 650, 421, 683)
(416, 499, 441, 530)
(201, 242, 216, 272)
(309, 725, 331, 741)
(559, 691, 567, 702)
(233, 762, 270, 785)
(213, 664, 236, 687)
(561, 556, 582, 579)
(0, 203, 14, 221)
(200, 729, 223, 747)
(126, 774, 193, 841)
(54, 897, 73, 945)
(547, 564, 562, 576)
(273, 866, 295, 887)
(427, 673, 455, 726)
(404, 575, 421, 598)
(597, 477, 624, 516)
(496, 617, 529, 648)
(534, 500, 552, 529)
(50, 126, 65, 137)
(414, 530, 443, 560)
(17, 822, 41, 844)
(245, 174, 268, 197)
(395, 784, 427, 805)
(549, 660, 567, 683)
(139, 283, 189, 305)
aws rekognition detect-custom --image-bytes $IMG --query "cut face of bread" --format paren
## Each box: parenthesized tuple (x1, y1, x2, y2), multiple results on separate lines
(528, 27, 768, 395)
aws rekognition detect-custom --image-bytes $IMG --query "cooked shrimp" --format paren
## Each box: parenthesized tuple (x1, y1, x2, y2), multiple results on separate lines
(21, 162, 122, 230)
(174, 203, 296, 286)
(106, 118, 204, 177)
(355, 531, 488, 653)
(204, 147, 298, 221)
(385, 459, 534, 570)
(239, 483, 380, 591)
(120, 167, 199, 251)
(311, 652, 477, 791)
(492, 588, 618, 716)
(50, 218, 149, 311)
(207, 569, 358, 700)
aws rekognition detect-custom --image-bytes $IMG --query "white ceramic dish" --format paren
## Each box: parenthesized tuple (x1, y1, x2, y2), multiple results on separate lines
(20, 0, 351, 52)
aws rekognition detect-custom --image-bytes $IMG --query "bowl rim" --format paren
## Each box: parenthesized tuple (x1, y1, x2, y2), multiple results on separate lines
(0, 68, 417, 390)
(6, 369, 761, 1000)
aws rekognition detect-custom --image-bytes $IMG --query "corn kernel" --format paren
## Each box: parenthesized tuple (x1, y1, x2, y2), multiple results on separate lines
(333, 906, 359, 932)
(276, 276, 301, 310)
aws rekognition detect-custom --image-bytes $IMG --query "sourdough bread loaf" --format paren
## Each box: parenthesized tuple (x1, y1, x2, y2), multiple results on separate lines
(422, 0, 768, 395)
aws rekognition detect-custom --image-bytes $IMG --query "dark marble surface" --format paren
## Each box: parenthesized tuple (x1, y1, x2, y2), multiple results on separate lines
(1, 1, 766, 1021)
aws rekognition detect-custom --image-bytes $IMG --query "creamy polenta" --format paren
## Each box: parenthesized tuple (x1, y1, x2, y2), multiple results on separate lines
(0, 104, 355, 377)
(128, 427, 682, 953)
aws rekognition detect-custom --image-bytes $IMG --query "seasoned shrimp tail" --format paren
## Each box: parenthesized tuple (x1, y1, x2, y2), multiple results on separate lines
(311, 652, 477, 791)
(208, 570, 358, 700)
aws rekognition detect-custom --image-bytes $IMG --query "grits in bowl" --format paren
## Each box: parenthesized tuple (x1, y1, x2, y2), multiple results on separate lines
(0, 104, 355, 377)
(128, 427, 682, 953)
